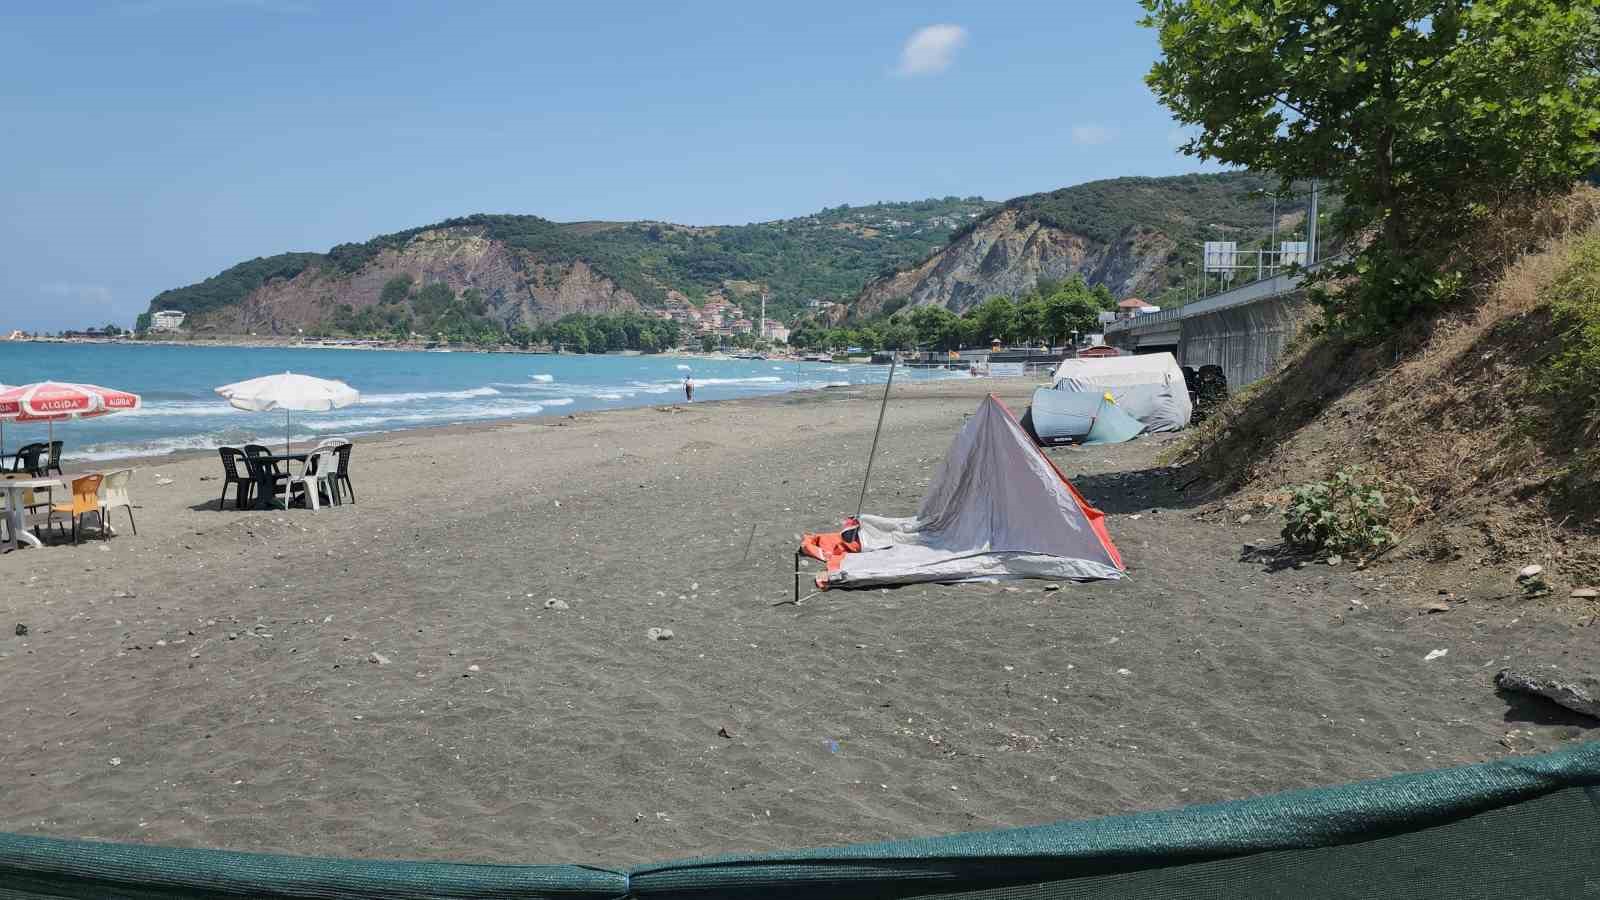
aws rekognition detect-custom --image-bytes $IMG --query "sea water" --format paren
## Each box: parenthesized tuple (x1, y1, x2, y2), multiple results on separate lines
(0, 342, 964, 462)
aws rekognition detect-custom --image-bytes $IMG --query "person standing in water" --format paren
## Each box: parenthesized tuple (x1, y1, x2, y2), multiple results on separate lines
(683, 375, 694, 402)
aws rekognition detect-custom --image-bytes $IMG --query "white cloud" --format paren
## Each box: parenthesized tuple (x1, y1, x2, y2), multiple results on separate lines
(40, 283, 113, 303)
(896, 25, 968, 77)
(1071, 125, 1116, 146)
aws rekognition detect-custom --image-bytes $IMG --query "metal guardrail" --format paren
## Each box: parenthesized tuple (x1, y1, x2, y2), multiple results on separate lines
(1105, 256, 1341, 334)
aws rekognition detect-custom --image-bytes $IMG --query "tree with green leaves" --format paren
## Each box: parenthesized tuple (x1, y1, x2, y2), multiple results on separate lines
(1042, 292, 1102, 346)
(379, 275, 414, 305)
(1014, 298, 1048, 346)
(1143, 0, 1600, 329)
(966, 296, 1018, 345)
(907, 305, 965, 350)
(879, 319, 918, 350)
(1090, 283, 1115, 310)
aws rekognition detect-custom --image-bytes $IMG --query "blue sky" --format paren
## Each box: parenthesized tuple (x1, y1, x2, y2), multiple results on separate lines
(1, 1, 1211, 332)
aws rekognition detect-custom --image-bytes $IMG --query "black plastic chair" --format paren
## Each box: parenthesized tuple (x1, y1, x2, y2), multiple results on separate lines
(216, 447, 254, 510)
(332, 442, 354, 504)
(45, 441, 63, 476)
(10, 443, 47, 477)
(242, 445, 287, 507)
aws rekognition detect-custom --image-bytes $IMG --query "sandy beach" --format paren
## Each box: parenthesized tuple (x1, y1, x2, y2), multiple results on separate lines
(1, 377, 1592, 868)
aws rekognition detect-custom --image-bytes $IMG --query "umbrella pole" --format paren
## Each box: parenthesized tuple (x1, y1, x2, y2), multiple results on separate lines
(854, 355, 897, 519)
(285, 410, 291, 456)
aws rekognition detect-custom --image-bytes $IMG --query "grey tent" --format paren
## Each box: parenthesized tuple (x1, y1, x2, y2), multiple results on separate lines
(801, 395, 1124, 588)
(1052, 352, 1193, 433)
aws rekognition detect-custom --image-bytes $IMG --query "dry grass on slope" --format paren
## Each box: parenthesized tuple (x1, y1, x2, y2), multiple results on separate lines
(1176, 187, 1600, 593)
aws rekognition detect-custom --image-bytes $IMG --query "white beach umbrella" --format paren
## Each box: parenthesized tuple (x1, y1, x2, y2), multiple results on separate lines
(214, 372, 360, 454)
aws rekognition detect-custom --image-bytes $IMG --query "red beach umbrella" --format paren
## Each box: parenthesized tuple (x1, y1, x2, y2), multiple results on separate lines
(0, 381, 143, 451)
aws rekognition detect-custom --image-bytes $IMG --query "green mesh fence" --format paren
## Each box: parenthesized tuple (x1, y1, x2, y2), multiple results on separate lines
(3, 741, 1597, 899)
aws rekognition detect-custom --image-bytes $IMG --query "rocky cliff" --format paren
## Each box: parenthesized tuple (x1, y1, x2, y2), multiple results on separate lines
(850, 172, 1296, 317)
(148, 198, 997, 336)
(183, 226, 640, 335)
(852, 210, 1176, 317)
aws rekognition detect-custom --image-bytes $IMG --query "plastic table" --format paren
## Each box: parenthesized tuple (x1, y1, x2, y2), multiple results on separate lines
(0, 476, 65, 550)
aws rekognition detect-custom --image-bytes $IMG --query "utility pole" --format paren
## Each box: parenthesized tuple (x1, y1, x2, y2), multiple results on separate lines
(1307, 179, 1319, 265)
(1270, 192, 1279, 273)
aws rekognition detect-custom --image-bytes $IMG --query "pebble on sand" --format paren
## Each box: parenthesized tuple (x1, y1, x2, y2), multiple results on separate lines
(543, 599, 570, 610)
(1517, 564, 1544, 580)
(1424, 649, 1448, 662)
(1572, 587, 1598, 600)
(368, 652, 390, 665)
(646, 627, 674, 641)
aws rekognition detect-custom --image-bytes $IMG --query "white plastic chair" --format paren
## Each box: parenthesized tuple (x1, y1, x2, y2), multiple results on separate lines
(0, 487, 13, 552)
(99, 467, 137, 535)
(281, 449, 339, 510)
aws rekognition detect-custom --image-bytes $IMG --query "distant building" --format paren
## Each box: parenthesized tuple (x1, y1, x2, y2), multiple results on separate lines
(1115, 298, 1147, 320)
(4, 329, 27, 341)
(150, 310, 187, 331)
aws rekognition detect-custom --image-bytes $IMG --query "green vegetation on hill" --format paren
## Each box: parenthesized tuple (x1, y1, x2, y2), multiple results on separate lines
(933, 172, 1333, 309)
(147, 198, 995, 325)
(789, 275, 1115, 353)
(957, 172, 1288, 247)
(147, 252, 322, 320)
(1539, 233, 1600, 505)
(518, 311, 682, 354)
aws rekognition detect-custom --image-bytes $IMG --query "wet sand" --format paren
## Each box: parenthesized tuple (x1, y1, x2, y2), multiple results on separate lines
(1, 377, 1593, 867)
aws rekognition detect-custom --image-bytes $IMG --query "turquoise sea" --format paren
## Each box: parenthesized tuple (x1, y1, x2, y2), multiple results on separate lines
(0, 342, 962, 462)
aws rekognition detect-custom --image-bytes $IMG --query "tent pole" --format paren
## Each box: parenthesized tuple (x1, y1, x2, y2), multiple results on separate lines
(854, 354, 897, 519)
(286, 410, 291, 456)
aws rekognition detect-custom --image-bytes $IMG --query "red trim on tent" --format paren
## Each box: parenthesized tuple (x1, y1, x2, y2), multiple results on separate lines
(989, 394, 1124, 571)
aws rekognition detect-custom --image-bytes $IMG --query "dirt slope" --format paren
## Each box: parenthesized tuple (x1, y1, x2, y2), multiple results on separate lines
(1178, 190, 1600, 596)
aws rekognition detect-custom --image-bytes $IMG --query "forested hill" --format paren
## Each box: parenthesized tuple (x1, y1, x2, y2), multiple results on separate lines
(851, 172, 1314, 318)
(144, 198, 996, 336)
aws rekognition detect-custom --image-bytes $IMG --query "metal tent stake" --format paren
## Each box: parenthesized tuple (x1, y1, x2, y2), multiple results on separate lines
(855, 355, 897, 518)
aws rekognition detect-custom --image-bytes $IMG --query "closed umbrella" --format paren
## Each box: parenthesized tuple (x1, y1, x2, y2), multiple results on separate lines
(0, 384, 11, 460)
(0, 381, 144, 460)
(214, 372, 360, 454)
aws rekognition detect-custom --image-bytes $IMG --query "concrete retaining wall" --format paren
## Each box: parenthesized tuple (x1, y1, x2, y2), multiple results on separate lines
(1178, 291, 1315, 388)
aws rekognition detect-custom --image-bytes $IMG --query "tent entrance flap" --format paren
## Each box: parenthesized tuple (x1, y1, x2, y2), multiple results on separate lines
(799, 394, 1123, 589)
